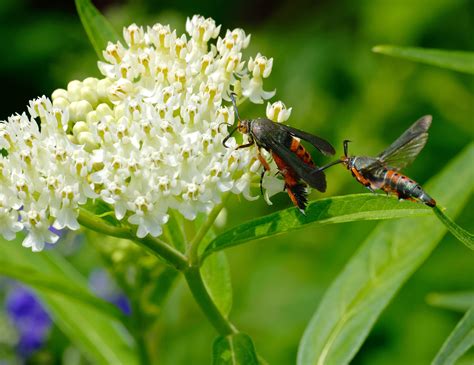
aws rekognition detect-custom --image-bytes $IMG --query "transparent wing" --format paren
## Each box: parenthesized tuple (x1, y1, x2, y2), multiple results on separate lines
(377, 115, 432, 170)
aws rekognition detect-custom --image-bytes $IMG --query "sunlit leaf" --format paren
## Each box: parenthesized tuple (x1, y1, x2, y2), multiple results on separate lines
(199, 214, 233, 317)
(203, 194, 431, 259)
(432, 305, 474, 365)
(297, 144, 473, 365)
(212, 333, 259, 365)
(75, 0, 120, 60)
(427, 292, 474, 313)
(1, 238, 139, 365)
(202, 252, 233, 317)
(372, 45, 474, 74)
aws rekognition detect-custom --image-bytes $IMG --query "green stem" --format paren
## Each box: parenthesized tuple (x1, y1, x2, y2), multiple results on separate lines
(188, 193, 230, 266)
(184, 266, 237, 336)
(78, 208, 188, 270)
(78, 207, 129, 238)
(79, 203, 238, 336)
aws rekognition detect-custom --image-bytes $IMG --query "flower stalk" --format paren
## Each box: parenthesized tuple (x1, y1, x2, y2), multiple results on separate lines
(188, 193, 230, 266)
(184, 266, 237, 336)
(78, 208, 188, 271)
(0, 14, 289, 343)
(79, 204, 237, 335)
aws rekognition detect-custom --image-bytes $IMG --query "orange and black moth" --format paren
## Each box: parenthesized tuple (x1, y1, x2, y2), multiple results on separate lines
(319, 116, 436, 207)
(223, 94, 335, 212)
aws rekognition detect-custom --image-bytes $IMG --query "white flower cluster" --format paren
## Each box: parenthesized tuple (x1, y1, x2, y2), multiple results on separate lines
(0, 15, 292, 251)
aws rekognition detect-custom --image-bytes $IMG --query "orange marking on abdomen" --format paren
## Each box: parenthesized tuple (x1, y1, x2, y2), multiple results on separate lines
(290, 138, 300, 152)
(290, 138, 315, 166)
(385, 170, 395, 180)
(286, 187, 300, 207)
(272, 152, 299, 187)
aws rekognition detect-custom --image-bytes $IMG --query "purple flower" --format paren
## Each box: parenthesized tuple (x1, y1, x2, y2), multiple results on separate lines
(5, 285, 51, 357)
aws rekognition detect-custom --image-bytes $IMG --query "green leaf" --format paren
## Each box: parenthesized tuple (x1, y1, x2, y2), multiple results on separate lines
(433, 206, 474, 250)
(297, 144, 474, 365)
(75, 0, 121, 60)
(1, 238, 139, 365)
(202, 252, 233, 317)
(203, 194, 431, 259)
(163, 210, 186, 252)
(372, 45, 474, 74)
(142, 267, 179, 316)
(432, 305, 474, 365)
(427, 292, 474, 313)
(196, 213, 233, 317)
(0, 261, 123, 319)
(212, 333, 259, 365)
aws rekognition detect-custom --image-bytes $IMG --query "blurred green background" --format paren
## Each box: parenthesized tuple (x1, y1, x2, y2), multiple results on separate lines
(0, 0, 473, 364)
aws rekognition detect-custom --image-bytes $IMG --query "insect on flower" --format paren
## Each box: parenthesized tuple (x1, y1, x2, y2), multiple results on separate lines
(318, 115, 436, 207)
(222, 93, 336, 212)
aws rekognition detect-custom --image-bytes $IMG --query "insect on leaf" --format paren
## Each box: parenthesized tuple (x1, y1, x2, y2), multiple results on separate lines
(297, 144, 473, 365)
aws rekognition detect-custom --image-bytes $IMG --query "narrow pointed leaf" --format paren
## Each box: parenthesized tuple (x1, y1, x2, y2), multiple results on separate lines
(297, 144, 473, 365)
(427, 292, 474, 313)
(372, 45, 474, 74)
(142, 267, 180, 316)
(0, 262, 123, 319)
(203, 194, 431, 259)
(432, 305, 474, 365)
(213, 333, 259, 365)
(433, 206, 474, 250)
(1, 238, 139, 365)
(75, 0, 121, 59)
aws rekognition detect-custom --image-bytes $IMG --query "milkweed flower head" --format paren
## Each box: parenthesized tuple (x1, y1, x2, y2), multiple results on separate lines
(0, 15, 291, 251)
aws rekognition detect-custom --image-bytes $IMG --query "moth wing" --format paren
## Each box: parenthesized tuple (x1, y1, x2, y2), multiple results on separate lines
(377, 115, 432, 170)
(268, 135, 327, 192)
(279, 124, 336, 156)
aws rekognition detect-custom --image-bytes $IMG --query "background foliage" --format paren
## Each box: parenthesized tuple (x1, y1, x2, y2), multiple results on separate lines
(0, 0, 472, 364)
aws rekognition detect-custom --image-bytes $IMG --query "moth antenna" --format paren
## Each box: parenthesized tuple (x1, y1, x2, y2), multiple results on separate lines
(343, 139, 351, 157)
(218, 122, 233, 133)
(222, 126, 239, 148)
(230, 92, 241, 122)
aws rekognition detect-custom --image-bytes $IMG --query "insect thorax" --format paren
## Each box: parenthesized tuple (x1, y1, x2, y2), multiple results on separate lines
(350, 156, 378, 171)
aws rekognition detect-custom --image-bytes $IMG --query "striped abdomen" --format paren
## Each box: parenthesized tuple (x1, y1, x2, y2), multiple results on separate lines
(380, 169, 436, 207)
(272, 152, 308, 211)
(288, 137, 315, 166)
(272, 137, 314, 211)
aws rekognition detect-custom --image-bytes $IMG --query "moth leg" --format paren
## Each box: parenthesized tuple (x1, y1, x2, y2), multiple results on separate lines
(365, 185, 375, 193)
(381, 185, 391, 196)
(256, 150, 271, 196)
(259, 171, 266, 195)
(397, 192, 416, 203)
(236, 136, 255, 150)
